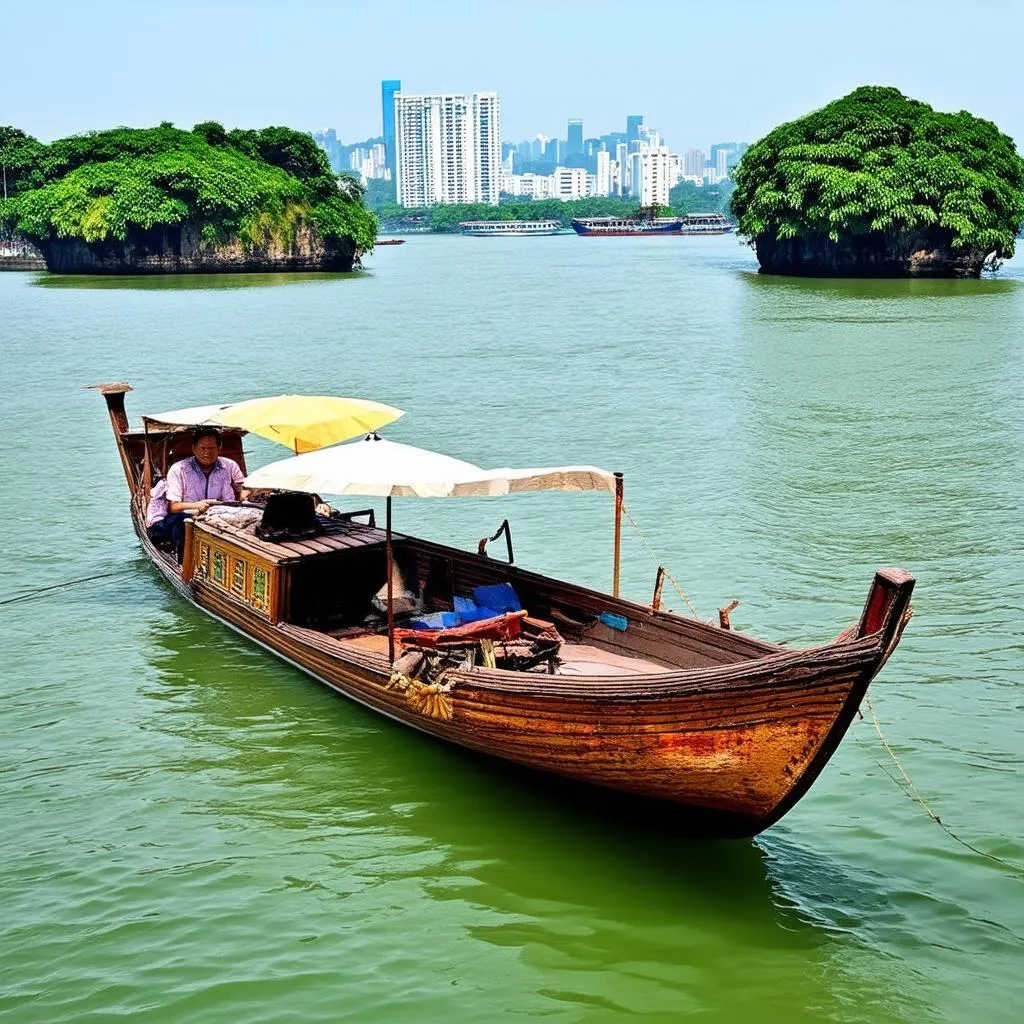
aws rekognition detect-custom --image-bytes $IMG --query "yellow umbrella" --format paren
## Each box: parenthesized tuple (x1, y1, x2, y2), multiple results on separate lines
(210, 395, 404, 453)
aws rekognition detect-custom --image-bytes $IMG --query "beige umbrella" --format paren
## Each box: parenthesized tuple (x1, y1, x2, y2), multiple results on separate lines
(246, 435, 622, 660)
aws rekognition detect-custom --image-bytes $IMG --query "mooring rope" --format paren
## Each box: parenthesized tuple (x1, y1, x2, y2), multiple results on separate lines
(620, 502, 700, 617)
(858, 697, 1024, 878)
(0, 570, 134, 607)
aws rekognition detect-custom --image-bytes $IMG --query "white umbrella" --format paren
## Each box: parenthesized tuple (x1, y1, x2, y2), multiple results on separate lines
(244, 434, 623, 662)
(243, 434, 489, 497)
(243, 435, 615, 498)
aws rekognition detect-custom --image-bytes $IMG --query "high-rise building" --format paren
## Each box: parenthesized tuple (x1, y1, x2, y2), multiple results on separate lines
(631, 147, 680, 207)
(715, 148, 728, 178)
(553, 166, 592, 200)
(683, 148, 707, 177)
(567, 118, 583, 156)
(394, 91, 502, 206)
(473, 92, 501, 203)
(381, 79, 401, 182)
(594, 149, 611, 196)
(710, 142, 749, 176)
(639, 126, 660, 149)
(626, 115, 644, 144)
(615, 142, 628, 194)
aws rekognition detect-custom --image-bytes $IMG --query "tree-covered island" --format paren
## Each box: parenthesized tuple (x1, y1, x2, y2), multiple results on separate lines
(731, 87, 1024, 277)
(0, 123, 377, 274)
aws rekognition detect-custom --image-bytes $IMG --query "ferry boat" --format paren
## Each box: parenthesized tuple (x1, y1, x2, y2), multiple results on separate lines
(680, 213, 735, 235)
(91, 383, 916, 838)
(571, 216, 683, 236)
(459, 220, 562, 237)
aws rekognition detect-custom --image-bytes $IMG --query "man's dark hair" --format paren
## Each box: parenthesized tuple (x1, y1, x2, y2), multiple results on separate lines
(193, 426, 223, 446)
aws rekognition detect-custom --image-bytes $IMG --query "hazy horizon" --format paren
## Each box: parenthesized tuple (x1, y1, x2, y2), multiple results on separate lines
(6, 0, 1023, 153)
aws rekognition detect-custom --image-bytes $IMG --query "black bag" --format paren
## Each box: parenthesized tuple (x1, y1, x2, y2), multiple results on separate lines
(257, 492, 319, 541)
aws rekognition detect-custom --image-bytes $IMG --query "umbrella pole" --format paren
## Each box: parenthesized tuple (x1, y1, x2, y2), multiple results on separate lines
(613, 472, 624, 598)
(386, 496, 395, 662)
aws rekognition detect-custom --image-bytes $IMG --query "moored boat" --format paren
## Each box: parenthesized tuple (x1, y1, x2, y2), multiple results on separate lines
(572, 216, 683, 236)
(94, 384, 915, 837)
(459, 220, 562, 236)
(680, 213, 735, 235)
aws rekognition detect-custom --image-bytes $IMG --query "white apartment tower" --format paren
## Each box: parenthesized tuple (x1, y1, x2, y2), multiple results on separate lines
(594, 149, 611, 197)
(395, 91, 502, 206)
(631, 147, 681, 207)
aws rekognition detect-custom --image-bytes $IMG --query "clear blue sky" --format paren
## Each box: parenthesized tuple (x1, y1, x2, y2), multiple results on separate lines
(6, 0, 1022, 151)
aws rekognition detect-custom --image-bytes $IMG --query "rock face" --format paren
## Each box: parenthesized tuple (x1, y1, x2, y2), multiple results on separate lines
(753, 231, 990, 278)
(38, 221, 358, 275)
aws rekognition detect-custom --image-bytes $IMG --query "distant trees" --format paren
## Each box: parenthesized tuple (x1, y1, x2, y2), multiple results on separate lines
(0, 122, 377, 252)
(669, 179, 734, 217)
(0, 127, 44, 200)
(731, 86, 1024, 274)
(376, 195, 709, 232)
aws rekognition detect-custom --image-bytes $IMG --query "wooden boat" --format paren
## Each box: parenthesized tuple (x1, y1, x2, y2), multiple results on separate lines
(95, 383, 915, 837)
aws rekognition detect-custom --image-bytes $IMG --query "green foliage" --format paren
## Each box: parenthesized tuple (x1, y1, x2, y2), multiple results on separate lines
(0, 127, 45, 200)
(364, 176, 397, 210)
(0, 122, 376, 252)
(669, 179, 734, 217)
(731, 86, 1024, 259)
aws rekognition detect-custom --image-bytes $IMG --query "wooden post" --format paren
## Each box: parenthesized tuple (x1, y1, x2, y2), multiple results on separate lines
(613, 471, 624, 598)
(652, 566, 666, 611)
(386, 496, 395, 663)
(182, 519, 195, 584)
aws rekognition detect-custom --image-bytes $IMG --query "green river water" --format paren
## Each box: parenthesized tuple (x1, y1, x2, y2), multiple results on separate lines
(1, 234, 1022, 1022)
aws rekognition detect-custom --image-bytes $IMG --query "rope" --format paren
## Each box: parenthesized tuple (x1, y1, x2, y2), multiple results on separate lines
(858, 697, 1024, 878)
(0, 570, 134, 607)
(620, 502, 700, 617)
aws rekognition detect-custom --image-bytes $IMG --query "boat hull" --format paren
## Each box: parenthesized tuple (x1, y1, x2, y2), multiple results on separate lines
(572, 218, 683, 236)
(133, 515, 910, 837)
(100, 384, 913, 838)
(459, 221, 562, 237)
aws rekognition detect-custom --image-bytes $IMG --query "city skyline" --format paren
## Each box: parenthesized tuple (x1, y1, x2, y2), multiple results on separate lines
(5, 0, 1023, 154)
(315, 96, 745, 206)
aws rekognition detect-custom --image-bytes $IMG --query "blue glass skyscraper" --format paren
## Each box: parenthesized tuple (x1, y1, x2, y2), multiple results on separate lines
(567, 118, 583, 156)
(381, 79, 401, 182)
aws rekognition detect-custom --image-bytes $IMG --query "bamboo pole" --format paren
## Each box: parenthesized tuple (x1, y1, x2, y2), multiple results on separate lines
(613, 471, 624, 598)
(386, 496, 395, 663)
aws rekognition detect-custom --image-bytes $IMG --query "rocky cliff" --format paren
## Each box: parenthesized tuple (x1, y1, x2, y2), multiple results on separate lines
(38, 221, 358, 275)
(753, 231, 990, 278)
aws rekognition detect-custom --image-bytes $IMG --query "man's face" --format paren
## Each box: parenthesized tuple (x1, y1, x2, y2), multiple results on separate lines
(193, 436, 221, 468)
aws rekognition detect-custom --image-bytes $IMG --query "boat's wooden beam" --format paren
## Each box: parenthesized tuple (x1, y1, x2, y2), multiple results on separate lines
(182, 519, 196, 584)
(856, 567, 915, 640)
(87, 381, 137, 494)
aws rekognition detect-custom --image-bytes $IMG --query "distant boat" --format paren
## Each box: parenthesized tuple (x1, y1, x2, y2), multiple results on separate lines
(459, 220, 562, 237)
(571, 216, 683, 236)
(376, 239, 406, 246)
(680, 213, 735, 235)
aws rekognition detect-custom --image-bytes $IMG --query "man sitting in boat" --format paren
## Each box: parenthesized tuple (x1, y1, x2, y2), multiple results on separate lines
(146, 427, 246, 560)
